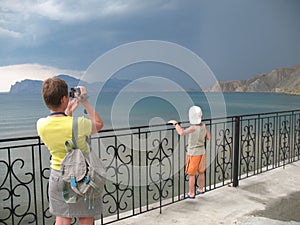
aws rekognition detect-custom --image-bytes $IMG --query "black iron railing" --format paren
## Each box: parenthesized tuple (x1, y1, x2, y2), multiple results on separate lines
(1, 110, 300, 225)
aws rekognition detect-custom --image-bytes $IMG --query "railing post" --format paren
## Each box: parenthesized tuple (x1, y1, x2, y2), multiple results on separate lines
(233, 116, 240, 187)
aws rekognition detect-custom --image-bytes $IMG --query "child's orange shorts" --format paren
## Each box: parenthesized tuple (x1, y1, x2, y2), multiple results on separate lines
(185, 155, 206, 175)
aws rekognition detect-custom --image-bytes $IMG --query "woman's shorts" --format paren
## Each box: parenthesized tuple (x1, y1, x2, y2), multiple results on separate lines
(48, 169, 102, 218)
(185, 155, 206, 175)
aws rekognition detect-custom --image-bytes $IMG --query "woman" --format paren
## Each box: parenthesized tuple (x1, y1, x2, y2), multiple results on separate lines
(37, 77, 103, 225)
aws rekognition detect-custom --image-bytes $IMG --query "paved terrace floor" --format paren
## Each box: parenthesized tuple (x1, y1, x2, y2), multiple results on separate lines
(105, 160, 300, 225)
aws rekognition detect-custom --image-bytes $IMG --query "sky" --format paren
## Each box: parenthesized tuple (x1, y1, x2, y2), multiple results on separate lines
(0, 0, 300, 92)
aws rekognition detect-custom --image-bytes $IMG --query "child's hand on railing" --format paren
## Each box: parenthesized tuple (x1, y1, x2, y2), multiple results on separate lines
(168, 120, 178, 125)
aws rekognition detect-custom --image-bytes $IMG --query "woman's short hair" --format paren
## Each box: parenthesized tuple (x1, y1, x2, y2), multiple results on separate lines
(42, 77, 68, 110)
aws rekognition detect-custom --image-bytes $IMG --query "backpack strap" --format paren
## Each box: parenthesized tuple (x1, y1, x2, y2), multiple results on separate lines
(88, 179, 103, 193)
(64, 117, 78, 153)
(71, 117, 92, 152)
(72, 117, 78, 148)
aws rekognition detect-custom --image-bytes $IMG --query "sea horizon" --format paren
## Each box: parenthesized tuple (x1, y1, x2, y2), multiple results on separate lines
(1, 91, 300, 139)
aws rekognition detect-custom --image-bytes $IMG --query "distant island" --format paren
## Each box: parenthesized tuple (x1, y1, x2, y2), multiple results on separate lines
(206, 64, 300, 95)
(9, 75, 131, 93)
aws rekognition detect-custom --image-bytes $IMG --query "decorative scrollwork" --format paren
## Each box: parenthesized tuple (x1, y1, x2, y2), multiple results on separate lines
(103, 141, 133, 215)
(41, 166, 54, 224)
(0, 159, 11, 222)
(147, 137, 174, 201)
(0, 160, 9, 187)
(279, 119, 291, 163)
(215, 128, 233, 182)
(294, 116, 300, 159)
(240, 123, 256, 173)
(11, 159, 34, 184)
(0, 156, 36, 224)
(261, 122, 275, 168)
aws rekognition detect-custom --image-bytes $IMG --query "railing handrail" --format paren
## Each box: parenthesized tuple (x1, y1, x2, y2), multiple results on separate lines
(2, 109, 300, 143)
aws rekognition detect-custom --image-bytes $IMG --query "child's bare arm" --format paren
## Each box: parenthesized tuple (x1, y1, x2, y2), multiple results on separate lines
(206, 127, 211, 140)
(168, 120, 195, 135)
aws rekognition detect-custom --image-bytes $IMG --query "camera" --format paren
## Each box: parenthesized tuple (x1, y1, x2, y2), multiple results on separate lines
(69, 87, 81, 98)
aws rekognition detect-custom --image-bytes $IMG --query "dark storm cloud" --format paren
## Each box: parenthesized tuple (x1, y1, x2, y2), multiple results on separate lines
(0, 0, 299, 81)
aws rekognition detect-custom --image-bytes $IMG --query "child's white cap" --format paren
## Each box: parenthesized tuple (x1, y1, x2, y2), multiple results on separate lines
(189, 106, 202, 124)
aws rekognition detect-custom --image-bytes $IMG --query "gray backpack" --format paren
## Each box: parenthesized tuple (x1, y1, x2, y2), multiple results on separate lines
(60, 117, 106, 209)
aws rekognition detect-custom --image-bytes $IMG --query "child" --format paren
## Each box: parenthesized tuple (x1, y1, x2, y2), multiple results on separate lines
(169, 106, 210, 199)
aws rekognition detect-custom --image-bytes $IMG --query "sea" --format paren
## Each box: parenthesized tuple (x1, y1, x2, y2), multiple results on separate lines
(1, 91, 300, 140)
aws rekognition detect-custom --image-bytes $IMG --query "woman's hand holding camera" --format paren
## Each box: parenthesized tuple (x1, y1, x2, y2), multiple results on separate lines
(65, 86, 89, 116)
(74, 86, 89, 103)
(71, 86, 103, 133)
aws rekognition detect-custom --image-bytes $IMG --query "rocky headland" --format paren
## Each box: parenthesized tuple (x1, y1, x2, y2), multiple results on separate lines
(207, 64, 300, 95)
